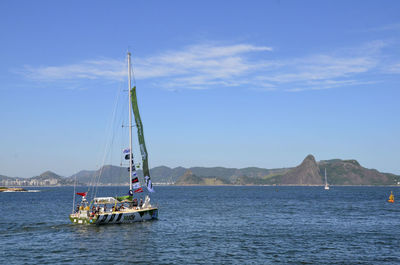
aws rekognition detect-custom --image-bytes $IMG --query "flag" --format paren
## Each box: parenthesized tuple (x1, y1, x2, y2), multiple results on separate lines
(123, 148, 130, 154)
(145, 175, 155, 192)
(76, 192, 87, 197)
(134, 187, 143, 193)
(132, 176, 141, 189)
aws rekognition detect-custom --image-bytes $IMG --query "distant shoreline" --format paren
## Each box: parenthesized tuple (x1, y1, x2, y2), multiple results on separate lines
(3, 184, 399, 188)
(172, 184, 400, 187)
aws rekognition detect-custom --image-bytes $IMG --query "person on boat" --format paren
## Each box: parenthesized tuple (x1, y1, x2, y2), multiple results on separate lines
(133, 198, 138, 207)
(76, 204, 80, 213)
(139, 198, 143, 208)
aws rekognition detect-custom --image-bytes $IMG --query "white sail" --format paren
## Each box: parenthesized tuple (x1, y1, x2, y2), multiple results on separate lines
(324, 168, 329, 190)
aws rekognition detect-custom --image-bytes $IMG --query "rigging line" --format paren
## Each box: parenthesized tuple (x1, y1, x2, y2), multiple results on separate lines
(119, 83, 129, 167)
(131, 52, 136, 87)
(92, 110, 118, 198)
(91, 77, 124, 200)
(94, 83, 123, 198)
(72, 174, 77, 213)
(91, 53, 130, 195)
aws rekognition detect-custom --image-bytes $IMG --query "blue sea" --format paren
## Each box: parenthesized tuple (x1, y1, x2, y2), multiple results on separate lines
(1, 186, 399, 264)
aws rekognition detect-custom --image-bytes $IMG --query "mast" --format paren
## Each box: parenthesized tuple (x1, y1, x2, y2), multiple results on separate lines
(128, 52, 133, 193)
(325, 168, 327, 185)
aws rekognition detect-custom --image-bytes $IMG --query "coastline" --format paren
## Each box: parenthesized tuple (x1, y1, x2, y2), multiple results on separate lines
(2, 184, 400, 188)
(0, 187, 27, 192)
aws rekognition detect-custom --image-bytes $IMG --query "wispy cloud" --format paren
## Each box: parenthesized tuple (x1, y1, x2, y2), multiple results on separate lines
(23, 58, 125, 82)
(366, 23, 400, 32)
(20, 41, 396, 91)
(386, 63, 400, 74)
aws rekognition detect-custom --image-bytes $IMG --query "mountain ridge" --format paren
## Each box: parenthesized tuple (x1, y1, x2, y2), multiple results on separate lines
(1, 155, 399, 186)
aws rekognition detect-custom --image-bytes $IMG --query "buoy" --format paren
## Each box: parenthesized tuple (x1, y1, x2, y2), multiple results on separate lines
(388, 191, 394, 203)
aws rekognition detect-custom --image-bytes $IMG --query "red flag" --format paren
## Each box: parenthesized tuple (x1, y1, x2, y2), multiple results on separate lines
(134, 187, 143, 193)
(76, 192, 87, 197)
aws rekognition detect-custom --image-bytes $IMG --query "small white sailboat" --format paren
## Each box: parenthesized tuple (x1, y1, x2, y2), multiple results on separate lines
(324, 168, 330, 190)
(69, 52, 158, 225)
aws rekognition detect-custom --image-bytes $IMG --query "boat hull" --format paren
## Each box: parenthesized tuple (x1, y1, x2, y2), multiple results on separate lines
(69, 207, 158, 225)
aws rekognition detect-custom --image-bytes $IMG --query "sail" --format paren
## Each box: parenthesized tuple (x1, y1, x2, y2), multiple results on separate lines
(131, 86, 154, 192)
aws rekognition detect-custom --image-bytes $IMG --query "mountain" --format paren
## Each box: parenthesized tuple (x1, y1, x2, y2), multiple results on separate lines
(31, 171, 76, 185)
(68, 165, 288, 185)
(175, 170, 204, 185)
(279, 155, 323, 185)
(264, 155, 398, 186)
(175, 170, 231, 185)
(318, 159, 397, 185)
(70, 165, 128, 185)
(0, 171, 75, 186)
(1, 155, 398, 186)
(69, 165, 187, 185)
(173, 155, 399, 186)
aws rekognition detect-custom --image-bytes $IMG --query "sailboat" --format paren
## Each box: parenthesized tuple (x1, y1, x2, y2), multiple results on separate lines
(388, 191, 394, 203)
(324, 168, 330, 190)
(69, 52, 158, 225)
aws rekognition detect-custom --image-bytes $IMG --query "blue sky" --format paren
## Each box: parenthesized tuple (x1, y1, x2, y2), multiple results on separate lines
(0, 0, 399, 177)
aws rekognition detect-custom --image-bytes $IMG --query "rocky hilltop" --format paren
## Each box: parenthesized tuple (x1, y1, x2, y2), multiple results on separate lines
(279, 155, 322, 185)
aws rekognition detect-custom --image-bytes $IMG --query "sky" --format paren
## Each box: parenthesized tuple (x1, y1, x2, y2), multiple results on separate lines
(0, 0, 399, 178)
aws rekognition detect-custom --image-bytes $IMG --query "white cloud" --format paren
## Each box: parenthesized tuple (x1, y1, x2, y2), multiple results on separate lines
(20, 41, 393, 91)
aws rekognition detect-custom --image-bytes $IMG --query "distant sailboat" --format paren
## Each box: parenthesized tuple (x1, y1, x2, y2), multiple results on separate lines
(388, 191, 394, 203)
(324, 168, 330, 190)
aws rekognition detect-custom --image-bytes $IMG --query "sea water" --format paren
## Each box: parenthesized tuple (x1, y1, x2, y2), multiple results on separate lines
(1, 186, 399, 264)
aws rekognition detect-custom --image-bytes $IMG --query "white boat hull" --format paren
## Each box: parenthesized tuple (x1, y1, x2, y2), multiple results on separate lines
(70, 207, 158, 225)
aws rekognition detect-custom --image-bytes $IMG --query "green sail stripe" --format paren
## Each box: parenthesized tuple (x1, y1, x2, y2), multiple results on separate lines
(115, 195, 132, 202)
(130, 86, 151, 183)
